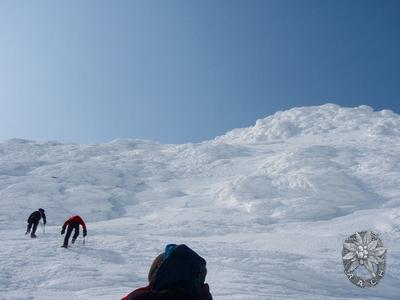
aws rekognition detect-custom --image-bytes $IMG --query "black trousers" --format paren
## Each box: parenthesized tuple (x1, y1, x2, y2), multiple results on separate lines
(64, 222, 80, 246)
(27, 221, 39, 235)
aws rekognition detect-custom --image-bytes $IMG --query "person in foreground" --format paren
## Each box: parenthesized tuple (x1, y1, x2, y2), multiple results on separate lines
(61, 215, 87, 248)
(25, 208, 46, 238)
(122, 244, 213, 300)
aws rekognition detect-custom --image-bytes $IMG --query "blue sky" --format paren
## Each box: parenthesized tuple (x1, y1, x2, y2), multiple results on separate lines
(0, 0, 399, 143)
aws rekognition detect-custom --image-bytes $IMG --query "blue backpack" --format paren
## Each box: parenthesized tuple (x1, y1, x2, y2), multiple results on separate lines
(152, 244, 207, 300)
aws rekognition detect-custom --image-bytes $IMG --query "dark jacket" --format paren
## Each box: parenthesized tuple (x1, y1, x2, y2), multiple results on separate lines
(122, 284, 212, 300)
(27, 210, 46, 224)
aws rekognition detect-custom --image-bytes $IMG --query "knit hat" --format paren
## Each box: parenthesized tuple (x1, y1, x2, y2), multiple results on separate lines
(152, 244, 207, 300)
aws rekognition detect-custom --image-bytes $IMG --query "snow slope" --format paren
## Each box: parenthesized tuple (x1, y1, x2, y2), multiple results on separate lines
(1, 104, 399, 300)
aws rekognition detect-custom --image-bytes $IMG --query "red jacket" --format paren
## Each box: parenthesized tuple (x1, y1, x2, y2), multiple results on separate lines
(121, 287, 150, 300)
(63, 215, 87, 231)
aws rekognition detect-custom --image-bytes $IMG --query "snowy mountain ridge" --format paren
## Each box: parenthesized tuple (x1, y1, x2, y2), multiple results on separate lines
(216, 104, 400, 144)
(1, 104, 399, 300)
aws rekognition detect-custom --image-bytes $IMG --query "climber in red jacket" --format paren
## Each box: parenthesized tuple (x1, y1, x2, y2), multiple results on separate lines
(61, 215, 87, 248)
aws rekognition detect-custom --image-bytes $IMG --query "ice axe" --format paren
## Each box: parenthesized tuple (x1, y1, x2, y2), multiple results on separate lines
(40, 222, 45, 234)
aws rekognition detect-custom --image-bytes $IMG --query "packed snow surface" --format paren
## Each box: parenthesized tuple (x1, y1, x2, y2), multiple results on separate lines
(1, 104, 399, 299)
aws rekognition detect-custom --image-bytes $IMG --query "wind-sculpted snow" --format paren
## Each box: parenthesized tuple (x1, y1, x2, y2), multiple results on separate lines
(216, 104, 400, 144)
(216, 144, 383, 222)
(0, 105, 399, 299)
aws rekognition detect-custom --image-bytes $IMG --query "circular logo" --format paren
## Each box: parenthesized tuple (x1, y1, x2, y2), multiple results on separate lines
(342, 231, 387, 288)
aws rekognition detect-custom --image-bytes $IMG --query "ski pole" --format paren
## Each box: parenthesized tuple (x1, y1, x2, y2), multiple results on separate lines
(83, 236, 86, 246)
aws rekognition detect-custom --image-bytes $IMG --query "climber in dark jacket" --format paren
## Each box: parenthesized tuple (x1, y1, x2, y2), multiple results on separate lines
(61, 215, 87, 248)
(25, 208, 46, 238)
(121, 244, 213, 300)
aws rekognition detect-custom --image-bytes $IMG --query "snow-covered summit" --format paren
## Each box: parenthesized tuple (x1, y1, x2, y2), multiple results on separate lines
(1, 104, 399, 300)
(216, 104, 400, 144)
